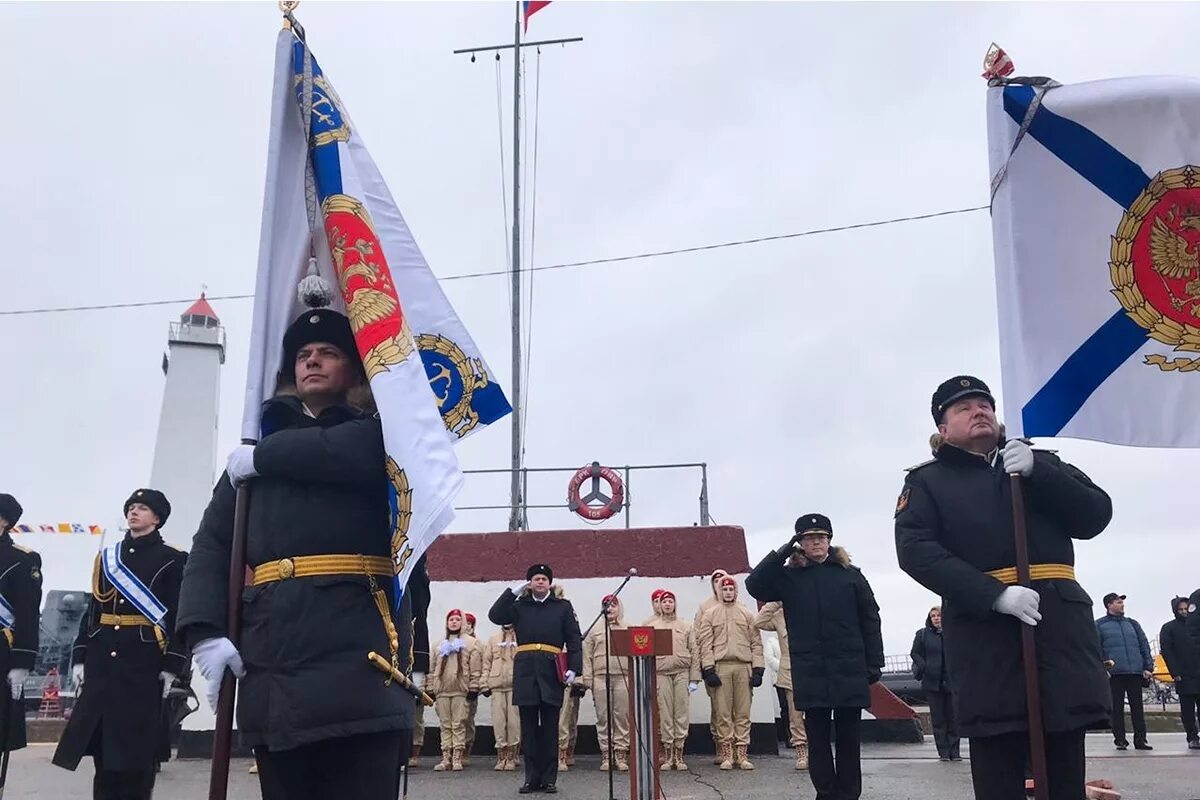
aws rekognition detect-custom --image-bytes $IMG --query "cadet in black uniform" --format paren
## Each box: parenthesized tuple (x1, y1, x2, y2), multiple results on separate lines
(53, 489, 188, 800)
(0, 494, 42, 759)
(894, 376, 1113, 800)
(177, 308, 417, 800)
(489, 564, 583, 795)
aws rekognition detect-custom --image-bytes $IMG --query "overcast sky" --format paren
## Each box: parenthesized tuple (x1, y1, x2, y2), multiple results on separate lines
(2, 1, 1198, 656)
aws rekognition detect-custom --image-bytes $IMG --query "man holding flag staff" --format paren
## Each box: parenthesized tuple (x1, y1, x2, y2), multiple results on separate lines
(53, 489, 188, 800)
(177, 306, 419, 800)
(894, 376, 1112, 799)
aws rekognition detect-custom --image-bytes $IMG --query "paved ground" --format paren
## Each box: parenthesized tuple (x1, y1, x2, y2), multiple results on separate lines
(7, 733, 1196, 799)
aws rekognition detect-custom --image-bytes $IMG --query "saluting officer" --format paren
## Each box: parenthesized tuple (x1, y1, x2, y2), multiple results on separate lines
(53, 489, 188, 800)
(894, 376, 1113, 800)
(489, 564, 583, 795)
(0, 494, 42, 760)
(176, 307, 417, 800)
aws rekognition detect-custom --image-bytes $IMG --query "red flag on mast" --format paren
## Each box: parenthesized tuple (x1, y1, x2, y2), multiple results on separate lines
(524, 0, 550, 31)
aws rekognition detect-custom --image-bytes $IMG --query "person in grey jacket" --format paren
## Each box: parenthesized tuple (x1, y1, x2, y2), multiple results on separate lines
(1095, 593, 1153, 751)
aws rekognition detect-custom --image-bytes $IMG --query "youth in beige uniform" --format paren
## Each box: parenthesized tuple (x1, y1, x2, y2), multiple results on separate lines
(694, 569, 730, 763)
(482, 624, 521, 771)
(463, 613, 481, 764)
(427, 609, 482, 771)
(583, 594, 631, 772)
(653, 590, 701, 770)
(697, 576, 764, 771)
(754, 599, 807, 769)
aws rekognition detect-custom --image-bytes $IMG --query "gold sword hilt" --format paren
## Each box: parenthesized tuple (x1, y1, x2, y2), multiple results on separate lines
(367, 651, 435, 706)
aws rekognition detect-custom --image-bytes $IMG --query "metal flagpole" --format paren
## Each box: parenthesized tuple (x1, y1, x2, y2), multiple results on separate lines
(452, 12, 581, 532)
(508, 0, 526, 532)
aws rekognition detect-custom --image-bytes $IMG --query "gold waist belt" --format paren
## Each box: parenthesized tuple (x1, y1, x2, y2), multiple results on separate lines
(251, 554, 393, 586)
(98, 614, 165, 653)
(985, 564, 1076, 585)
(516, 643, 561, 655)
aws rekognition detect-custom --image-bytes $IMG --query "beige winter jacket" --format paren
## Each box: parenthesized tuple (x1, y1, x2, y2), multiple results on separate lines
(427, 633, 483, 697)
(696, 590, 763, 671)
(653, 612, 701, 680)
(482, 628, 518, 691)
(753, 602, 790, 690)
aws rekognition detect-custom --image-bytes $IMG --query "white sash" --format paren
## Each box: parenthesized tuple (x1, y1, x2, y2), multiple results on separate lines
(100, 541, 168, 624)
(0, 594, 14, 629)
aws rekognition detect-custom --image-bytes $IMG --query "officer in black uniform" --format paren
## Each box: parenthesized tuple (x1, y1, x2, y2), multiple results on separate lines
(894, 376, 1112, 800)
(177, 307, 417, 800)
(53, 489, 188, 800)
(0, 494, 42, 759)
(489, 564, 583, 795)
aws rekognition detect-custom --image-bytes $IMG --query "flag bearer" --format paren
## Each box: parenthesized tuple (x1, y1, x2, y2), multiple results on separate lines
(488, 564, 583, 795)
(894, 375, 1113, 800)
(175, 308, 418, 800)
(697, 576, 763, 771)
(482, 623, 521, 770)
(53, 489, 188, 800)
(0, 495, 41, 763)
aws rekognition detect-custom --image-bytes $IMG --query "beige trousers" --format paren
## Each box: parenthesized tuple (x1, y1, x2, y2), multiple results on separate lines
(558, 690, 580, 748)
(435, 694, 469, 749)
(466, 695, 478, 749)
(712, 662, 751, 746)
(594, 681, 631, 753)
(491, 689, 521, 748)
(656, 672, 690, 745)
(782, 688, 807, 746)
(413, 699, 426, 746)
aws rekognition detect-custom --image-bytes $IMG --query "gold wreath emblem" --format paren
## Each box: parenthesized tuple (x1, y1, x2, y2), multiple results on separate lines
(417, 334, 495, 438)
(386, 457, 414, 578)
(1109, 166, 1200, 372)
(634, 633, 650, 650)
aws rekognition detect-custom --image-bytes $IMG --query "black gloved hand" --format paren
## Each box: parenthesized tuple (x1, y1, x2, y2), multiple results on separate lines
(482, 689, 493, 698)
(702, 668, 722, 688)
(467, 690, 480, 701)
(570, 684, 587, 698)
(867, 668, 881, 685)
(750, 667, 764, 688)
(426, 691, 437, 701)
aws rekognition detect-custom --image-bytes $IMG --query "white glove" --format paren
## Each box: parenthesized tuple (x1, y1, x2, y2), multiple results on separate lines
(992, 586, 1042, 626)
(688, 681, 699, 694)
(564, 670, 576, 685)
(160, 671, 176, 699)
(1001, 439, 1034, 478)
(511, 581, 529, 595)
(411, 671, 426, 690)
(226, 445, 259, 487)
(7, 669, 28, 700)
(72, 664, 85, 690)
(193, 637, 246, 712)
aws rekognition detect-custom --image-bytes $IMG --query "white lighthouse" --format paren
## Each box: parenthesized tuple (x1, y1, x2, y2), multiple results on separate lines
(149, 294, 226, 551)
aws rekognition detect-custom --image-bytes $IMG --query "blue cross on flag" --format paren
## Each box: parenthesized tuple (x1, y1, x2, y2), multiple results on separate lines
(988, 76, 1200, 448)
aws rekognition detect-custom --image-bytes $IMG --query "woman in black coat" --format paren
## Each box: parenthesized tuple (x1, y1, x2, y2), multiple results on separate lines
(910, 606, 960, 760)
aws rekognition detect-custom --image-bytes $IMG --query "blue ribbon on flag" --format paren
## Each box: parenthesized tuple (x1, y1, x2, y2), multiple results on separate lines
(1000, 86, 1152, 437)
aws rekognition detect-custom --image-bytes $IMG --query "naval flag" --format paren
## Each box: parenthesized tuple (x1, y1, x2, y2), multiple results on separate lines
(243, 30, 511, 603)
(988, 76, 1200, 447)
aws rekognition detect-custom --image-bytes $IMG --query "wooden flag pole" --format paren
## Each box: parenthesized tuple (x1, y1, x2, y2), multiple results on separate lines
(208, 482, 251, 800)
(1010, 475, 1049, 800)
